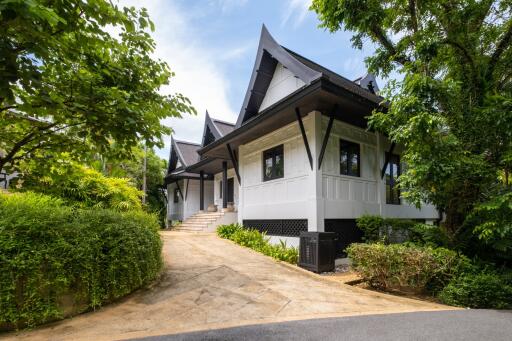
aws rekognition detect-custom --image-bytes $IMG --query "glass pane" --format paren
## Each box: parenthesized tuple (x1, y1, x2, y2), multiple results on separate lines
(265, 157, 273, 178)
(350, 152, 359, 176)
(275, 154, 283, 178)
(340, 151, 348, 175)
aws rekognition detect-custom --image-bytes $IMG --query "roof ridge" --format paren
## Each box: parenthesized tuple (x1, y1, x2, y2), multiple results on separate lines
(174, 139, 201, 146)
(212, 118, 235, 126)
(282, 46, 361, 87)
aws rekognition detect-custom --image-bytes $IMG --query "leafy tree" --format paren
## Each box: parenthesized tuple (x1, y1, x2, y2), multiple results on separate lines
(0, 0, 195, 171)
(92, 145, 168, 223)
(311, 0, 512, 249)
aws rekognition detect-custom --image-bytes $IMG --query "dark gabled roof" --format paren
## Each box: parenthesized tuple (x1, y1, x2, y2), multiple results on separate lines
(167, 137, 201, 175)
(283, 48, 381, 102)
(234, 25, 382, 129)
(201, 111, 235, 147)
(212, 119, 235, 136)
(235, 25, 322, 128)
(175, 140, 200, 166)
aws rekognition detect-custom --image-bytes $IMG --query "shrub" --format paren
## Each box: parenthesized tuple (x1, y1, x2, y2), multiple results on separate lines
(356, 215, 419, 243)
(0, 192, 162, 329)
(16, 163, 143, 211)
(216, 224, 299, 264)
(438, 272, 512, 309)
(347, 243, 470, 293)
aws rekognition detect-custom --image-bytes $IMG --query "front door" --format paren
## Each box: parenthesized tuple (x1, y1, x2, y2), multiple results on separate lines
(227, 178, 234, 203)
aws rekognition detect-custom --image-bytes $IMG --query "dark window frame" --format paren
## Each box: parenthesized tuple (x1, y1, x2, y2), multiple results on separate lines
(385, 153, 401, 205)
(339, 139, 361, 177)
(219, 180, 222, 199)
(262, 144, 284, 182)
(173, 187, 180, 203)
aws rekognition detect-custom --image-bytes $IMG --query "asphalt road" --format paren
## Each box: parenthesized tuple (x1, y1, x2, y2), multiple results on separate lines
(134, 310, 512, 341)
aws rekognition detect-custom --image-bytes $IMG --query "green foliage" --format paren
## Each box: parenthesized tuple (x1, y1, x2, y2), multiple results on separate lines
(216, 224, 299, 264)
(91, 145, 168, 224)
(16, 161, 143, 211)
(0, 191, 162, 329)
(439, 272, 512, 309)
(0, 0, 195, 172)
(466, 191, 512, 261)
(347, 243, 471, 294)
(311, 0, 512, 256)
(356, 215, 419, 243)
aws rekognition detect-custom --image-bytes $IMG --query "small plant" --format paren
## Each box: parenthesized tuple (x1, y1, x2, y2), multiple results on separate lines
(438, 272, 512, 309)
(216, 224, 299, 264)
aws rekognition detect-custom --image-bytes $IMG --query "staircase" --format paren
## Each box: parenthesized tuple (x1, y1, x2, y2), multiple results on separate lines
(174, 211, 233, 233)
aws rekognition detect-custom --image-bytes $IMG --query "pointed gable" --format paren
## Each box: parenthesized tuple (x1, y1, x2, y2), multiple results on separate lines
(167, 137, 200, 174)
(201, 111, 222, 147)
(235, 25, 322, 128)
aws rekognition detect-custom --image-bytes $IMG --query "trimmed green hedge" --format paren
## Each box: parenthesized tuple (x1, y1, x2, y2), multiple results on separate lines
(217, 224, 299, 264)
(0, 192, 162, 329)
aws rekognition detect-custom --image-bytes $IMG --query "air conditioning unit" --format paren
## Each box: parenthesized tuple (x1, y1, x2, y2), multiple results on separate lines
(298, 232, 336, 273)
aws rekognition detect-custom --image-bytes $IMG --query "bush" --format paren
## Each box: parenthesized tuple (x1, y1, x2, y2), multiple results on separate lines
(439, 272, 512, 309)
(347, 243, 470, 293)
(16, 163, 143, 211)
(0, 192, 162, 329)
(216, 224, 299, 264)
(356, 215, 419, 243)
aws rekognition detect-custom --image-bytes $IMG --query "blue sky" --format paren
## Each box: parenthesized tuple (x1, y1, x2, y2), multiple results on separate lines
(119, 0, 380, 159)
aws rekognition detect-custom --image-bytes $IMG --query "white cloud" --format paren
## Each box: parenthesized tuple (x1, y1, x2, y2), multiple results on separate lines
(210, 0, 248, 13)
(116, 0, 238, 159)
(281, 0, 312, 29)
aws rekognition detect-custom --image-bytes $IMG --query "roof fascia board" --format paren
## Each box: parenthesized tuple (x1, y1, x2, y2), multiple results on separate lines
(199, 78, 322, 156)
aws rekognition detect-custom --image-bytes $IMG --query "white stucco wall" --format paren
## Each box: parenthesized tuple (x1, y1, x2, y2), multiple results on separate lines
(183, 179, 214, 219)
(167, 179, 214, 221)
(236, 110, 438, 234)
(167, 181, 184, 221)
(238, 111, 318, 230)
(213, 169, 239, 210)
(320, 116, 438, 221)
(259, 63, 305, 112)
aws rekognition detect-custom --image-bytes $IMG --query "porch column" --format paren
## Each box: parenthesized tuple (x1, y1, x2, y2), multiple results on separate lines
(222, 161, 228, 209)
(199, 171, 204, 211)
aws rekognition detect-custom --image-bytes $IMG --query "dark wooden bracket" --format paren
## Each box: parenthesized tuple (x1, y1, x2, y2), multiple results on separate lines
(184, 179, 189, 201)
(381, 142, 396, 179)
(175, 180, 184, 200)
(318, 105, 337, 169)
(227, 143, 241, 185)
(295, 107, 313, 170)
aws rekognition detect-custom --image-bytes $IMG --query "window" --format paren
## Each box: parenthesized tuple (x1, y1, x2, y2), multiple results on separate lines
(340, 139, 360, 177)
(219, 180, 222, 198)
(385, 153, 401, 205)
(263, 145, 284, 181)
(173, 187, 180, 203)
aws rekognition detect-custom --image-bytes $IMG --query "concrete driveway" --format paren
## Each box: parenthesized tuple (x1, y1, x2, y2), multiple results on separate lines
(9, 231, 453, 341)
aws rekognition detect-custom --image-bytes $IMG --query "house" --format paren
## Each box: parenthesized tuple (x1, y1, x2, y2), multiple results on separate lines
(165, 25, 438, 251)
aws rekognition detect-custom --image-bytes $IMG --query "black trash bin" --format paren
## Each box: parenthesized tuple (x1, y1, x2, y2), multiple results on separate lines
(298, 232, 336, 273)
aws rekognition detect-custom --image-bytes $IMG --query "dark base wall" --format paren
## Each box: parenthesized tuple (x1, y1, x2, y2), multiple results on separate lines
(242, 219, 307, 237)
(324, 219, 364, 258)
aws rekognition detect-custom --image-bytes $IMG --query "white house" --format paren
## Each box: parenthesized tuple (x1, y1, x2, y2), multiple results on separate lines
(166, 25, 438, 252)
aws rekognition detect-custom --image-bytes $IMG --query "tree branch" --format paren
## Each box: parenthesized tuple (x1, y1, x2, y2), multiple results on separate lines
(408, 0, 418, 33)
(487, 19, 512, 80)
(370, 25, 410, 65)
